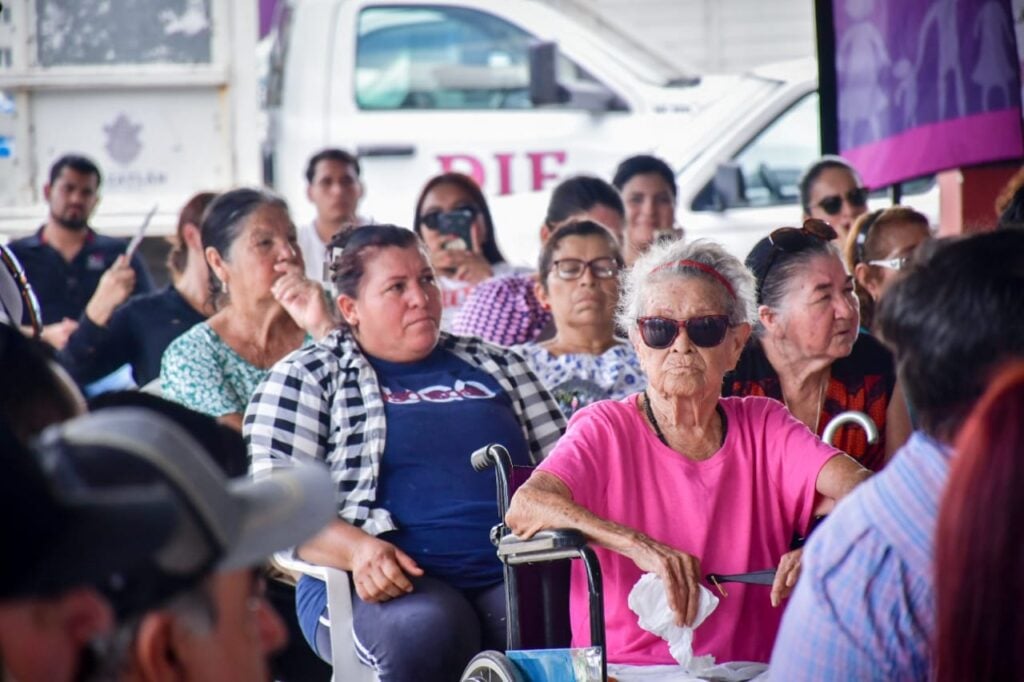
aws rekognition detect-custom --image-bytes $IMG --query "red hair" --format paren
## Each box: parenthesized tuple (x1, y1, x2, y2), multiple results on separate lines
(935, 361, 1024, 681)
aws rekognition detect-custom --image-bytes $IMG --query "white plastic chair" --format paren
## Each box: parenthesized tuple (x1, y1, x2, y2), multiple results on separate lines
(274, 553, 378, 682)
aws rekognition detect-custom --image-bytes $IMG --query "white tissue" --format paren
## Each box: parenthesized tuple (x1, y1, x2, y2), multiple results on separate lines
(627, 573, 720, 673)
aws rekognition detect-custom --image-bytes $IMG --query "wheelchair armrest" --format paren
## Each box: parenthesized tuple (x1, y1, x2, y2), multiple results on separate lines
(497, 529, 588, 564)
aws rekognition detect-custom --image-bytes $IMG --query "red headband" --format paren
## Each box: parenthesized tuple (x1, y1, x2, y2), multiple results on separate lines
(652, 259, 736, 299)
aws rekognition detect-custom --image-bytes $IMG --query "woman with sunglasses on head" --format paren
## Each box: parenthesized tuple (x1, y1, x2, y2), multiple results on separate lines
(799, 156, 870, 245)
(506, 238, 870, 667)
(246, 224, 565, 681)
(413, 172, 522, 329)
(724, 220, 912, 472)
(514, 220, 643, 418)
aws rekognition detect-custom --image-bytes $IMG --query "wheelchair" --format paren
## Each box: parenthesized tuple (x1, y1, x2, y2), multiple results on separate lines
(460, 443, 607, 682)
(461, 411, 879, 682)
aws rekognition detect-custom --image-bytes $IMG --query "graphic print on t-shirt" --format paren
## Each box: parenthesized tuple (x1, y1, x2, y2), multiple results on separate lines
(381, 379, 496, 404)
(367, 346, 531, 589)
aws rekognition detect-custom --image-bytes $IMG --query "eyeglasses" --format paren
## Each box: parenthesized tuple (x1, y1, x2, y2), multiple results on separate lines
(636, 315, 731, 349)
(815, 187, 869, 216)
(756, 218, 837, 304)
(551, 257, 621, 280)
(0, 244, 43, 337)
(419, 206, 478, 231)
(866, 256, 910, 271)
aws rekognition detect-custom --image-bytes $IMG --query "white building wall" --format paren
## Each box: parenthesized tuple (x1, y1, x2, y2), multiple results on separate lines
(552, 0, 816, 74)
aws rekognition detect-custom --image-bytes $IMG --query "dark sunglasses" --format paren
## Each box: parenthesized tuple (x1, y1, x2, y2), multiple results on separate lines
(815, 187, 869, 216)
(551, 257, 621, 280)
(419, 205, 478, 231)
(0, 244, 43, 337)
(637, 314, 731, 349)
(756, 218, 837, 304)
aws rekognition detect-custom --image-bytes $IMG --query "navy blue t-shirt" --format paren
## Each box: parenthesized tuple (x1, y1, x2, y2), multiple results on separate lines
(369, 346, 531, 589)
(8, 227, 153, 325)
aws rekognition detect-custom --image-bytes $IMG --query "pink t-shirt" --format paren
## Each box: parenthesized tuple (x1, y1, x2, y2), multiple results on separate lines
(536, 394, 839, 664)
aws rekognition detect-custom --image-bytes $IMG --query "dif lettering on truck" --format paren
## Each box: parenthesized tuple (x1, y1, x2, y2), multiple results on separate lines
(436, 151, 567, 195)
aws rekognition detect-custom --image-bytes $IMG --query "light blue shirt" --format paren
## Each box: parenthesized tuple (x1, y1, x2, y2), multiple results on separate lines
(770, 432, 950, 680)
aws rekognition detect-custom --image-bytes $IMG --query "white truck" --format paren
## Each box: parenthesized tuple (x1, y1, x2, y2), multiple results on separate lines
(266, 0, 934, 266)
(0, 0, 932, 272)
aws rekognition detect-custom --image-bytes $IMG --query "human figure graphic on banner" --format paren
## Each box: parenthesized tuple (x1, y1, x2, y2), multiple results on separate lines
(893, 59, 918, 129)
(972, 1, 1017, 110)
(918, 0, 967, 119)
(837, 0, 890, 147)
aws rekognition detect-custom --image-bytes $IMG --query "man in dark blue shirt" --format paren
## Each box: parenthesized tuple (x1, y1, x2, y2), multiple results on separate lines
(8, 154, 153, 349)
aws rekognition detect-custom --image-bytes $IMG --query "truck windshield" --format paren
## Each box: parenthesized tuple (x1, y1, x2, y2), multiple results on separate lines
(552, 1, 699, 87)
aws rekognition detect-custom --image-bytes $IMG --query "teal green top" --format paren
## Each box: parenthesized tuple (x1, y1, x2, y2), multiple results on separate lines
(160, 322, 310, 418)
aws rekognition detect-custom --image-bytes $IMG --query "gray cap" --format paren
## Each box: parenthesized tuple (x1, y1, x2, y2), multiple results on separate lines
(36, 407, 336, 615)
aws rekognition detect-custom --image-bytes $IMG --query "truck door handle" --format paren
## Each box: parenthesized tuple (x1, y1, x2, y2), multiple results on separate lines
(357, 144, 416, 158)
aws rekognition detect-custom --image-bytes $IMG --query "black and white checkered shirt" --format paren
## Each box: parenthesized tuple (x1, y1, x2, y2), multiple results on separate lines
(244, 329, 566, 535)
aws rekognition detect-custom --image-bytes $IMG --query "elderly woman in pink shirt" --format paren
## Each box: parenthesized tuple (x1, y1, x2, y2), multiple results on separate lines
(506, 238, 871, 665)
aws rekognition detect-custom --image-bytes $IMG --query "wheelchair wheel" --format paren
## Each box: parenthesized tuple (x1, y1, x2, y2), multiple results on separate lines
(460, 650, 525, 682)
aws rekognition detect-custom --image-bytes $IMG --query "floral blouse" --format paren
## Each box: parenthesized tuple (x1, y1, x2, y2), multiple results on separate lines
(513, 341, 645, 418)
(160, 322, 309, 418)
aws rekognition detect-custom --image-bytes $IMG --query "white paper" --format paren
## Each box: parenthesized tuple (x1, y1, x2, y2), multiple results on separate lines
(125, 204, 158, 260)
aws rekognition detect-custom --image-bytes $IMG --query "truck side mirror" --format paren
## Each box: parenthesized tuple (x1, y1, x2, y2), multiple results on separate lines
(713, 162, 747, 211)
(529, 42, 569, 106)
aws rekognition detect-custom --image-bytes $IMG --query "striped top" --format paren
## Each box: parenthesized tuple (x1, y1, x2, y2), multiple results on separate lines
(769, 431, 950, 680)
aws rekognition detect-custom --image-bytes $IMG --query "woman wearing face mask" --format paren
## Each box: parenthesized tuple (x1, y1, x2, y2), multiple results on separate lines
(412, 173, 522, 329)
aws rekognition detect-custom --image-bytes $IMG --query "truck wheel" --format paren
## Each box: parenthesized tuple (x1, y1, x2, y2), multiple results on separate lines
(460, 651, 525, 682)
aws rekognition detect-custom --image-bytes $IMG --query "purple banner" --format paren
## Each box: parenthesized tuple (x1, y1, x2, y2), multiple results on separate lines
(832, 0, 1024, 187)
(260, 0, 279, 38)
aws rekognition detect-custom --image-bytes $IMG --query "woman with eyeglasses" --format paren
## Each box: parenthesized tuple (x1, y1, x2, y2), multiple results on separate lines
(799, 156, 870, 245)
(724, 219, 912, 472)
(506, 238, 870, 666)
(453, 175, 626, 346)
(513, 221, 643, 418)
(413, 172, 522, 329)
(848, 207, 931, 332)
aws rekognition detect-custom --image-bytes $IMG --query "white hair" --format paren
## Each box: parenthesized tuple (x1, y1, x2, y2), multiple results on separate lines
(616, 238, 757, 335)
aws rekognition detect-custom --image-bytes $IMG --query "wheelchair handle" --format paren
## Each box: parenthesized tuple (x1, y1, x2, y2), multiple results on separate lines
(471, 443, 512, 472)
(822, 410, 879, 447)
(470, 443, 514, 519)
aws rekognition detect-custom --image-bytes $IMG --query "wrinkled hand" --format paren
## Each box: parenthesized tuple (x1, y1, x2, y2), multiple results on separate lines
(771, 548, 803, 607)
(350, 535, 424, 603)
(40, 318, 79, 349)
(85, 255, 136, 326)
(271, 262, 335, 339)
(627, 534, 703, 627)
(430, 248, 492, 284)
